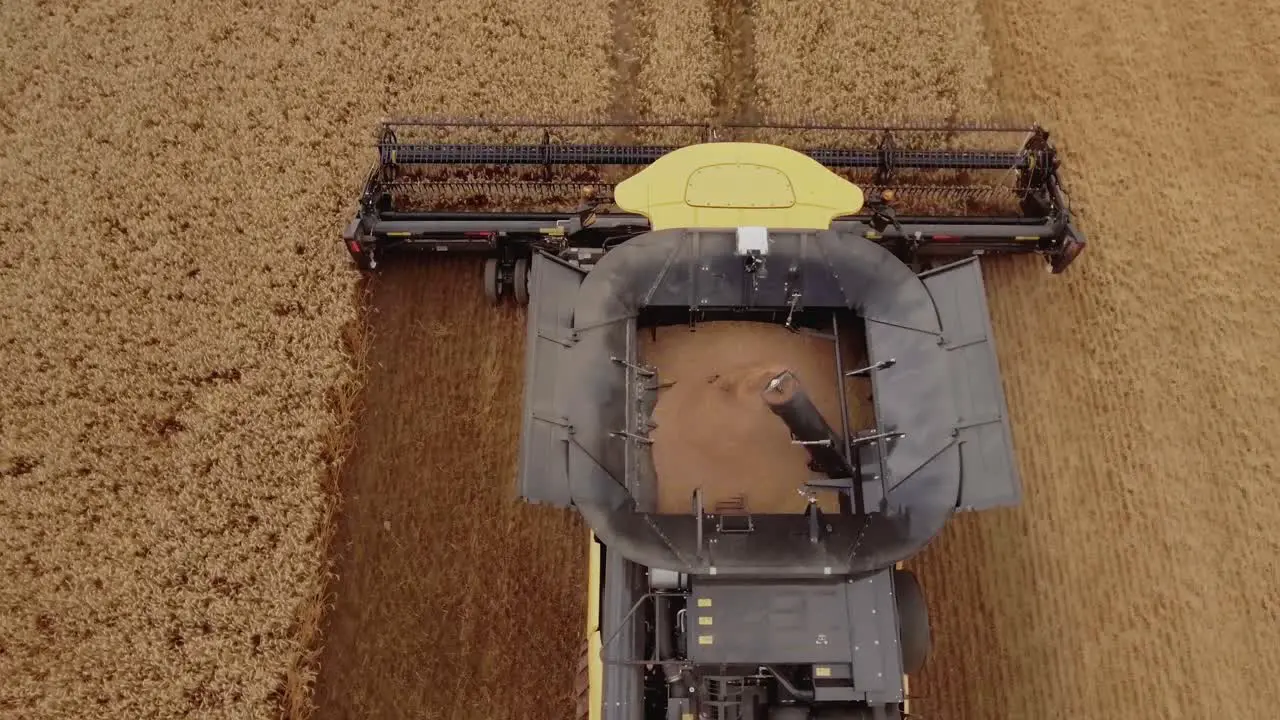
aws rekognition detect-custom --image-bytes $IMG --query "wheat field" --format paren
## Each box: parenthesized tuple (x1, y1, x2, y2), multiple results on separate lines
(2, 0, 1278, 718)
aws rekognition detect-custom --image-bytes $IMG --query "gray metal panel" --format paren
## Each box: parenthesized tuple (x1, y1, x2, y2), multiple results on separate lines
(601, 548, 644, 720)
(516, 251, 585, 506)
(813, 685, 859, 702)
(565, 228, 963, 577)
(920, 257, 1022, 511)
(687, 581, 854, 665)
(846, 569, 904, 703)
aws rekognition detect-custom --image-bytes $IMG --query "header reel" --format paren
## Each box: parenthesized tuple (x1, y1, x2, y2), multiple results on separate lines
(342, 118, 1087, 296)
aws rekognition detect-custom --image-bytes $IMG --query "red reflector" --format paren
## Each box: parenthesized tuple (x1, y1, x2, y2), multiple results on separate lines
(464, 231, 495, 238)
(932, 235, 959, 242)
(347, 241, 361, 254)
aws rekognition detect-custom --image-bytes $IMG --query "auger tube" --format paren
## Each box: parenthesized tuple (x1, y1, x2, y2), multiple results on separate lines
(761, 370, 858, 481)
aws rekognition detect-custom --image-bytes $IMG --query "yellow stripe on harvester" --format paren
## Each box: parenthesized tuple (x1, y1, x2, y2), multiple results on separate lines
(587, 532, 602, 720)
(897, 560, 910, 718)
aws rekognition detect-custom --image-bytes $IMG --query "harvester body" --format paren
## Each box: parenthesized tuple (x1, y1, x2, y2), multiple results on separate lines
(342, 119, 1084, 720)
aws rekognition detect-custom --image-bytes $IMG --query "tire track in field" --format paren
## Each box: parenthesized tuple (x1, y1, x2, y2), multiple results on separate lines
(751, 0, 993, 124)
(709, 0, 761, 126)
(609, 0, 643, 136)
(632, 0, 716, 128)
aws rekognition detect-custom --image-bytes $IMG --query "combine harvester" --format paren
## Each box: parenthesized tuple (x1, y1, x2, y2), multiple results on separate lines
(342, 120, 1085, 720)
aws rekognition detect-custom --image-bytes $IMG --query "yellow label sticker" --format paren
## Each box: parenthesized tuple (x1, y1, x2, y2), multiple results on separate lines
(682, 714, 694, 720)
(698, 616, 713, 626)
(698, 635, 714, 645)
(697, 598, 712, 607)
(815, 666, 832, 678)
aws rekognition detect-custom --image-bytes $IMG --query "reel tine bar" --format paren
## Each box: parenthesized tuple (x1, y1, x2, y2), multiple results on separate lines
(365, 119, 1064, 218)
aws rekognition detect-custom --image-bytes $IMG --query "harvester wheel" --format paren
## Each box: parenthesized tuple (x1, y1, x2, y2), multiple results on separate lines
(483, 257, 500, 305)
(513, 257, 529, 305)
(893, 568, 930, 675)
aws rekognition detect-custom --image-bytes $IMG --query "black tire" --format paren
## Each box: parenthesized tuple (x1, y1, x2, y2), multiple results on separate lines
(893, 568, 930, 675)
(513, 257, 529, 305)
(483, 257, 500, 305)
